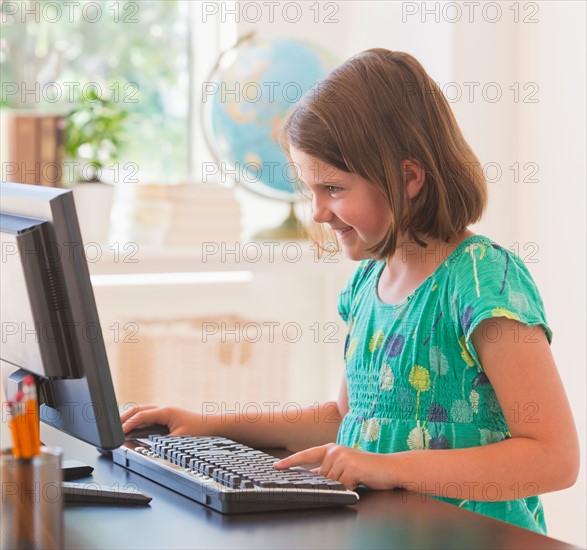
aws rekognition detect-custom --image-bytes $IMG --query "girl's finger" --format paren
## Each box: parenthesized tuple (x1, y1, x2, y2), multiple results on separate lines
(274, 446, 327, 469)
(121, 408, 169, 433)
(119, 404, 156, 423)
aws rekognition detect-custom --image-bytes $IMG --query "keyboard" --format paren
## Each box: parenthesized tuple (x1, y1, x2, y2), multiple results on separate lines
(112, 435, 359, 514)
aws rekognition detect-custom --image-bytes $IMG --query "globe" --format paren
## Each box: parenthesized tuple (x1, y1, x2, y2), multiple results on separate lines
(202, 33, 337, 214)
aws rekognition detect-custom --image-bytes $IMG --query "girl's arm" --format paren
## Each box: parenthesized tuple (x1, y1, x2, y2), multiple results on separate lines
(276, 318, 580, 500)
(120, 377, 349, 452)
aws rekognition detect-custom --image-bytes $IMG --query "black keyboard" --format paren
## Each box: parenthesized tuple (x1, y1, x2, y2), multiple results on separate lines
(112, 435, 359, 514)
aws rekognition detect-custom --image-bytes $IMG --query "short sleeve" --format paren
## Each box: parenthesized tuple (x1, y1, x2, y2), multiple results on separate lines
(449, 240, 552, 368)
(337, 260, 379, 325)
(337, 278, 352, 324)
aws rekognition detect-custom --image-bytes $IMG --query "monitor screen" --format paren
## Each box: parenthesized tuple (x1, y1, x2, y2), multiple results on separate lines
(0, 181, 124, 450)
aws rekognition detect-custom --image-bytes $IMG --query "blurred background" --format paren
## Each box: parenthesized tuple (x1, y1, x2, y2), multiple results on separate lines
(1, 2, 584, 545)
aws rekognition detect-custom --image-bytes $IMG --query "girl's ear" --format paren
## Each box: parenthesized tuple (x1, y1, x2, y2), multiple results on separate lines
(402, 159, 425, 199)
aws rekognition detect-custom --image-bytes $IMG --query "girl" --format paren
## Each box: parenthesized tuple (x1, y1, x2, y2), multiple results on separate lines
(121, 49, 579, 534)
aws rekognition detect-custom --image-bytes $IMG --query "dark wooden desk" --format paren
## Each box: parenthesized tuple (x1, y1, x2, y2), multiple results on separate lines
(42, 426, 575, 550)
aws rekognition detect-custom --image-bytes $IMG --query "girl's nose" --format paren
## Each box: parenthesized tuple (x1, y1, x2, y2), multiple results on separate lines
(311, 196, 333, 224)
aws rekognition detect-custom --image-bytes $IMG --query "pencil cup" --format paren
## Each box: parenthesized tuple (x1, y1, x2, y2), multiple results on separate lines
(0, 447, 63, 550)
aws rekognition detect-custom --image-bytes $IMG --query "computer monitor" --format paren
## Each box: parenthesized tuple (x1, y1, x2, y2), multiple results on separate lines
(0, 181, 124, 451)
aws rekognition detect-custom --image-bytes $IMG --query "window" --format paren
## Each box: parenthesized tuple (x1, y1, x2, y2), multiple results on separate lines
(0, 0, 233, 183)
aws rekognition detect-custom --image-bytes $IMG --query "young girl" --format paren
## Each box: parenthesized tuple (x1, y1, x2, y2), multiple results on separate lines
(121, 49, 579, 534)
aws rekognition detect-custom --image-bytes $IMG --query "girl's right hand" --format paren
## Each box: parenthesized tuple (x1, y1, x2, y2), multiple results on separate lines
(119, 405, 212, 437)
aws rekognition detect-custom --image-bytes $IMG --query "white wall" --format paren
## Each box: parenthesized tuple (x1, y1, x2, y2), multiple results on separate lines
(512, 3, 586, 545)
(233, 1, 586, 546)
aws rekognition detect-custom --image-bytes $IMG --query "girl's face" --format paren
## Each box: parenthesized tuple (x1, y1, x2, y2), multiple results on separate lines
(289, 147, 392, 261)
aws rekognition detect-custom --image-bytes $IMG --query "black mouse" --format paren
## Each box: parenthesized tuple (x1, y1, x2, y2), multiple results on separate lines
(125, 424, 170, 439)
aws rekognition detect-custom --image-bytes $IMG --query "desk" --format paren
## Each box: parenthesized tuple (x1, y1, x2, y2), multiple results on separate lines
(43, 426, 575, 550)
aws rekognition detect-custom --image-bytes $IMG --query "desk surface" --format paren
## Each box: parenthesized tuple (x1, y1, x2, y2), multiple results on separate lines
(43, 426, 575, 550)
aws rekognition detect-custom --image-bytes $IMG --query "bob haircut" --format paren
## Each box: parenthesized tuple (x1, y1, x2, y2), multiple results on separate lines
(280, 48, 487, 259)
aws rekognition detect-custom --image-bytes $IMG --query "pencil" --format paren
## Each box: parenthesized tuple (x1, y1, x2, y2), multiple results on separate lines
(8, 396, 28, 459)
(23, 375, 41, 458)
(6, 401, 22, 459)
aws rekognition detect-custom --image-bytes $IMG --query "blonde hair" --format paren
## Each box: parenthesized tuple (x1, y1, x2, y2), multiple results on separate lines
(280, 48, 487, 259)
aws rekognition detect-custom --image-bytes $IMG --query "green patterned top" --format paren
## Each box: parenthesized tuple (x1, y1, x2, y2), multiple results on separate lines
(336, 235, 551, 534)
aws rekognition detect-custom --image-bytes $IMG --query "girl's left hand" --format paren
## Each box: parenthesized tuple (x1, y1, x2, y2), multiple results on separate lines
(274, 443, 394, 490)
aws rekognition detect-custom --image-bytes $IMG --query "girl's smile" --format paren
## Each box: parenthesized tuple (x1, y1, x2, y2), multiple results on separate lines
(334, 226, 353, 239)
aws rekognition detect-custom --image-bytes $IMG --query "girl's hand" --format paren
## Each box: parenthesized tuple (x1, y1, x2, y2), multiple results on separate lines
(274, 443, 394, 490)
(119, 404, 209, 437)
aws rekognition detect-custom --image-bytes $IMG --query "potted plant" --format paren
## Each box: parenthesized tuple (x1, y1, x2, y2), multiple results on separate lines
(66, 89, 129, 244)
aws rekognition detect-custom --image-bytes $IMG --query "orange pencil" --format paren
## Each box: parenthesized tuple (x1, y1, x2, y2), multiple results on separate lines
(23, 375, 41, 457)
(7, 399, 24, 459)
(11, 390, 36, 459)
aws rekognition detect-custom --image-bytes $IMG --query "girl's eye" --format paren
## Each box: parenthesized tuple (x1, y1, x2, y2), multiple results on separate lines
(326, 185, 342, 194)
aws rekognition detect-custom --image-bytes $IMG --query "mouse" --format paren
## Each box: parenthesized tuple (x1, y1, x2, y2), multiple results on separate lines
(125, 424, 170, 439)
